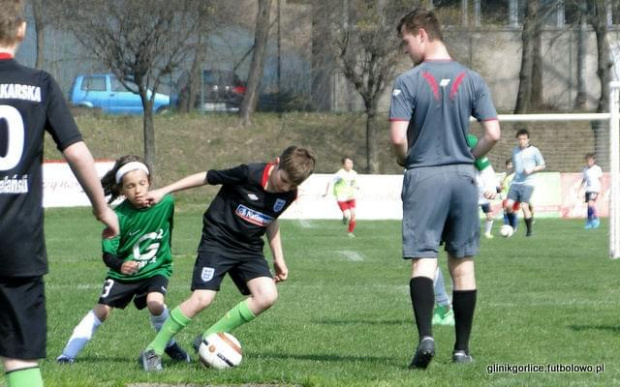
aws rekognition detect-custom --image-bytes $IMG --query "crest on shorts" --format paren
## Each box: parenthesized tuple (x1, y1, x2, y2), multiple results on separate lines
(201, 267, 215, 282)
(273, 198, 286, 212)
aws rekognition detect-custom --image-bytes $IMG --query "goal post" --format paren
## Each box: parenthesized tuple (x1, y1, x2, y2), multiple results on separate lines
(483, 81, 620, 259)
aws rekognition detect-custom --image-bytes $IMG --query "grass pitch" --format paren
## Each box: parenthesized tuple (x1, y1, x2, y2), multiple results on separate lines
(33, 208, 619, 386)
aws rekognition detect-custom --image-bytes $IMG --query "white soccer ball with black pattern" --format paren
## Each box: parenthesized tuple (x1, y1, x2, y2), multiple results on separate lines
(198, 332, 243, 369)
(500, 224, 514, 238)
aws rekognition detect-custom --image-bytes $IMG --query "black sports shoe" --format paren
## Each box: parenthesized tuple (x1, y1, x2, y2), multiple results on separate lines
(56, 355, 74, 364)
(452, 350, 474, 364)
(409, 336, 435, 369)
(139, 349, 162, 372)
(165, 342, 190, 362)
(192, 334, 203, 353)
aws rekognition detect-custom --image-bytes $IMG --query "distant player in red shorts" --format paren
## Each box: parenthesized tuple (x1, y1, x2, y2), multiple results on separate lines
(324, 156, 359, 237)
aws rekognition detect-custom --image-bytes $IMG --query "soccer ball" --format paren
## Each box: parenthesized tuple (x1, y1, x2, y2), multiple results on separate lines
(198, 332, 243, 369)
(499, 224, 514, 238)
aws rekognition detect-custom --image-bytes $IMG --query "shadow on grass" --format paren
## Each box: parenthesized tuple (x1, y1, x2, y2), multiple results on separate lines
(569, 325, 620, 333)
(255, 352, 394, 364)
(314, 318, 410, 326)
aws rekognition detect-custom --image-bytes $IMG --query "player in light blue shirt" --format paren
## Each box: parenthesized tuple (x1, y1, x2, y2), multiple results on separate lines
(505, 128, 545, 236)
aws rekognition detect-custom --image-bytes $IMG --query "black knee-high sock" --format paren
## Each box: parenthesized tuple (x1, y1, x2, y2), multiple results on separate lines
(409, 277, 434, 339)
(452, 289, 477, 352)
(525, 217, 533, 233)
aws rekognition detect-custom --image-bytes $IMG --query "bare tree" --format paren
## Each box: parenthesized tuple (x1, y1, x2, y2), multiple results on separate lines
(588, 0, 612, 168)
(30, 0, 65, 70)
(177, 2, 214, 114)
(574, 1, 589, 109)
(515, 0, 544, 113)
(329, 0, 410, 173)
(60, 0, 200, 170)
(240, 0, 273, 126)
(31, 0, 45, 69)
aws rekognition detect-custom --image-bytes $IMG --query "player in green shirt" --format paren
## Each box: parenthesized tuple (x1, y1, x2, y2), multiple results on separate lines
(57, 155, 189, 364)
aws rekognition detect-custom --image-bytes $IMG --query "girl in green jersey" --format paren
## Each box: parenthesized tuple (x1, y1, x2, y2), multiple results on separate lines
(57, 155, 189, 364)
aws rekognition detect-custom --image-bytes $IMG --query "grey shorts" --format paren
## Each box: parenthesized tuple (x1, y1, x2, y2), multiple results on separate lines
(402, 165, 480, 259)
(507, 184, 534, 204)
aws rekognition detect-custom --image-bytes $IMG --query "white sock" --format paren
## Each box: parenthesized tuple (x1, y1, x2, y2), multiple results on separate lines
(485, 219, 494, 234)
(61, 309, 102, 359)
(150, 305, 176, 347)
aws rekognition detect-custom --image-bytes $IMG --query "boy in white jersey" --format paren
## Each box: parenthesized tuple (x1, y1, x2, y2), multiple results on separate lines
(324, 156, 359, 237)
(581, 153, 603, 229)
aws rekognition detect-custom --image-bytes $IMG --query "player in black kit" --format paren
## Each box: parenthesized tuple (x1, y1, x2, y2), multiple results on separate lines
(0, 1, 118, 386)
(140, 146, 316, 371)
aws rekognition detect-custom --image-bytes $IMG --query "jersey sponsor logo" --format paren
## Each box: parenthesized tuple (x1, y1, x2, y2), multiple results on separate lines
(0, 175, 28, 194)
(201, 267, 215, 282)
(440, 79, 451, 87)
(0, 84, 42, 102)
(128, 229, 141, 236)
(132, 229, 163, 269)
(235, 204, 274, 226)
(273, 198, 286, 212)
(392, 89, 402, 96)
(247, 193, 259, 201)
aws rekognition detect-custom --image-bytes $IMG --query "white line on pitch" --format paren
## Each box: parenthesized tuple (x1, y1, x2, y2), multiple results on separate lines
(338, 250, 364, 262)
(298, 219, 313, 228)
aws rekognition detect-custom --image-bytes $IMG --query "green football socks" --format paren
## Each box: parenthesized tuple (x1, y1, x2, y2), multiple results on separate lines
(6, 366, 43, 387)
(203, 300, 256, 338)
(147, 306, 192, 355)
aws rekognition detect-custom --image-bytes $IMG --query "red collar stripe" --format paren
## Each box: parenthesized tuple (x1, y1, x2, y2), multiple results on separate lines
(261, 162, 275, 189)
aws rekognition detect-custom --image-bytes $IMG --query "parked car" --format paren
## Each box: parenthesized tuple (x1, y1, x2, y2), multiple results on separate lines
(176, 69, 246, 112)
(69, 73, 171, 115)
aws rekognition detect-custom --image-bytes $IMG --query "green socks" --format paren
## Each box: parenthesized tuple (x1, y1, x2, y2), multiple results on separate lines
(147, 306, 192, 355)
(203, 300, 256, 338)
(6, 367, 43, 387)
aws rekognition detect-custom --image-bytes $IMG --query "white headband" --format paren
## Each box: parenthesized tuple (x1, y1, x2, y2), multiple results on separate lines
(115, 162, 150, 184)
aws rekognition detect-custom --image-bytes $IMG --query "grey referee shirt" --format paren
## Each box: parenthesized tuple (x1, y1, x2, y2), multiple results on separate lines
(388, 60, 497, 169)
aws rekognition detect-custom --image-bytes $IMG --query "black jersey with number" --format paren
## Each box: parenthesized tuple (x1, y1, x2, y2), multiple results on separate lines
(0, 56, 83, 277)
(201, 162, 297, 253)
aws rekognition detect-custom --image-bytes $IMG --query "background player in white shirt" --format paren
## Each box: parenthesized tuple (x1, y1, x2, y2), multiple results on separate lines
(581, 153, 603, 229)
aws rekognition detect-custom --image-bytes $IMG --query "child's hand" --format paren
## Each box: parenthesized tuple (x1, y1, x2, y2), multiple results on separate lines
(120, 261, 139, 275)
(144, 189, 165, 207)
(483, 189, 497, 200)
(273, 259, 288, 283)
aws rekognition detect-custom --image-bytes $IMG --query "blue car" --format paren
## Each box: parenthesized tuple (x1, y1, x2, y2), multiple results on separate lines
(69, 73, 171, 115)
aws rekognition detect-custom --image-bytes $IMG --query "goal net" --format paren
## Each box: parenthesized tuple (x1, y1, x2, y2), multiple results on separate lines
(470, 82, 620, 259)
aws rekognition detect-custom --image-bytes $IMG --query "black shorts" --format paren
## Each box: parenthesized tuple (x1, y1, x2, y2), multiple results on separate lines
(191, 245, 272, 295)
(97, 275, 169, 310)
(585, 192, 599, 203)
(0, 276, 46, 359)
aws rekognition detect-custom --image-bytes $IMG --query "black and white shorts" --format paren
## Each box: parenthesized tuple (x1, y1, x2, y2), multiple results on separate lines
(585, 192, 599, 203)
(0, 276, 46, 359)
(97, 275, 169, 310)
(191, 244, 272, 295)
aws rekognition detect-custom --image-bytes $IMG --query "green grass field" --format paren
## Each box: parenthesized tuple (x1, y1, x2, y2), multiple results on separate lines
(30, 208, 619, 387)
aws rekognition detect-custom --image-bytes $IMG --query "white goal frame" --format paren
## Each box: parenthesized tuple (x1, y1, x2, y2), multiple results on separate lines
(492, 81, 620, 259)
